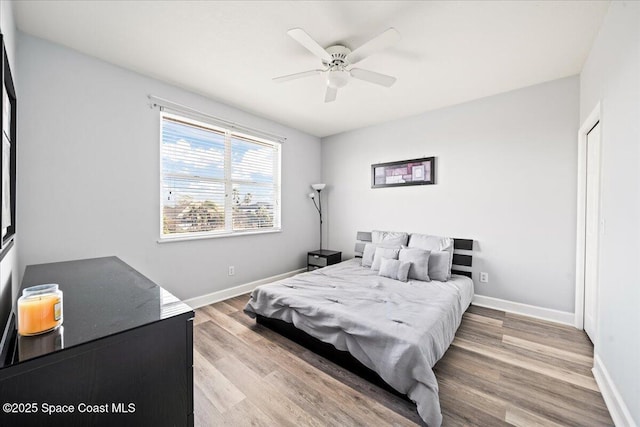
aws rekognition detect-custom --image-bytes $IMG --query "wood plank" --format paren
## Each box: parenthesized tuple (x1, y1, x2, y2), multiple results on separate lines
(502, 324, 594, 358)
(502, 334, 593, 367)
(264, 368, 401, 427)
(503, 313, 593, 349)
(499, 369, 613, 425)
(438, 376, 506, 420)
(438, 394, 509, 427)
(505, 406, 564, 427)
(467, 304, 506, 321)
(193, 349, 245, 414)
(197, 320, 280, 378)
(216, 396, 281, 427)
(199, 305, 262, 344)
(434, 345, 502, 387)
(214, 355, 327, 427)
(193, 309, 212, 326)
(212, 301, 238, 315)
(193, 322, 227, 361)
(455, 321, 504, 347)
(193, 382, 222, 427)
(463, 311, 504, 327)
(451, 337, 599, 391)
(224, 295, 250, 311)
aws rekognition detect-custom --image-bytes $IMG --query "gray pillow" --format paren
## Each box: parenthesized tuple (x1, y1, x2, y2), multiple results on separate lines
(378, 258, 411, 282)
(428, 251, 451, 282)
(372, 230, 409, 246)
(371, 247, 400, 271)
(399, 248, 431, 282)
(396, 260, 411, 282)
(408, 234, 454, 280)
(361, 243, 400, 267)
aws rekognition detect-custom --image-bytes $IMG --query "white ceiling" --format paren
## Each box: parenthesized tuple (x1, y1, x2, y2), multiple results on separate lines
(14, 1, 609, 138)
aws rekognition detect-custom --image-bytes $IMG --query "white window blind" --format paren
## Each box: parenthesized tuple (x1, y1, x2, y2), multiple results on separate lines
(160, 112, 281, 240)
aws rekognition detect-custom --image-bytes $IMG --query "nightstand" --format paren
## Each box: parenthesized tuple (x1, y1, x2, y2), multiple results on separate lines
(307, 250, 342, 271)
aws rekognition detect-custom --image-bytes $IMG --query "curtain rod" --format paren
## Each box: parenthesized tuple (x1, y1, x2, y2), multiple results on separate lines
(148, 95, 286, 143)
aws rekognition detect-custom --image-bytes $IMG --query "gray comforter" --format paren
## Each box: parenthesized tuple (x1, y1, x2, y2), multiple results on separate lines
(244, 259, 473, 427)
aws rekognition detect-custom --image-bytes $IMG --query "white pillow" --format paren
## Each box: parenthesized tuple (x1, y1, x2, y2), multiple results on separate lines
(398, 248, 431, 282)
(371, 247, 400, 271)
(408, 234, 454, 280)
(372, 230, 409, 246)
(378, 258, 411, 282)
(361, 243, 378, 267)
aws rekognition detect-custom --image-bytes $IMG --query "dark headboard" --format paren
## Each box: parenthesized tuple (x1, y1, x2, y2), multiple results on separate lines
(354, 231, 474, 278)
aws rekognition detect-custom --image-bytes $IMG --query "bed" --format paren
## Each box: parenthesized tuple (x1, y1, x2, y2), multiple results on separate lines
(244, 231, 474, 427)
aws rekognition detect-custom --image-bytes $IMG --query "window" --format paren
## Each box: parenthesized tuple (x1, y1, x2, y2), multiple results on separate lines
(160, 112, 281, 240)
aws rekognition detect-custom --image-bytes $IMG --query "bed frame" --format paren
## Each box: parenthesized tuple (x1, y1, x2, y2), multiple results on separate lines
(256, 231, 474, 401)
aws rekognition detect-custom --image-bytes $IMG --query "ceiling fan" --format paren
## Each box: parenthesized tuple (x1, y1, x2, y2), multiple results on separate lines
(274, 27, 401, 102)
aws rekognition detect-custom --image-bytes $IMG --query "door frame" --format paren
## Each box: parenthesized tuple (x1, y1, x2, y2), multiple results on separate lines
(575, 102, 601, 331)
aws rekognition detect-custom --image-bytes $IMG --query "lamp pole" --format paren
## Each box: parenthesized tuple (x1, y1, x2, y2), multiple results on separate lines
(317, 189, 323, 250)
(310, 184, 326, 251)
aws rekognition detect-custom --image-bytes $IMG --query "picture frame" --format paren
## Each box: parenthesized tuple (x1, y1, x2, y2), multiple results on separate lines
(371, 157, 435, 188)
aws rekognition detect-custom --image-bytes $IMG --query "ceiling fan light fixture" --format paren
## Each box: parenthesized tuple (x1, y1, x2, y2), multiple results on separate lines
(327, 70, 350, 89)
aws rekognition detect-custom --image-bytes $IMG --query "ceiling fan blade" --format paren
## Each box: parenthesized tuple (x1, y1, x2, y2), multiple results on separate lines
(346, 28, 401, 65)
(273, 69, 323, 83)
(325, 86, 337, 103)
(350, 68, 397, 87)
(287, 28, 333, 62)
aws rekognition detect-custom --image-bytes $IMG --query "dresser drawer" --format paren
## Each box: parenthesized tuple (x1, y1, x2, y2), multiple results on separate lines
(308, 254, 328, 267)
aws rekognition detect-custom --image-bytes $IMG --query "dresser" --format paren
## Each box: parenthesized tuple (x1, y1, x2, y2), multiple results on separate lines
(0, 257, 194, 427)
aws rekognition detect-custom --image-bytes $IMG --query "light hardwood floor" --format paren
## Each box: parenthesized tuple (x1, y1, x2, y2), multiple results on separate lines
(193, 294, 613, 426)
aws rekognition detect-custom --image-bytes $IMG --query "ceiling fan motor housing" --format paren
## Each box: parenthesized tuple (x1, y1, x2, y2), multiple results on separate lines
(323, 45, 352, 67)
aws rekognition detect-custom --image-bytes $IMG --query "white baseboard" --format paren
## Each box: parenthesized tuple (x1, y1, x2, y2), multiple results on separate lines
(184, 268, 306, 309)
(472, 295, 575, 326)
(593, 354, 637, 427)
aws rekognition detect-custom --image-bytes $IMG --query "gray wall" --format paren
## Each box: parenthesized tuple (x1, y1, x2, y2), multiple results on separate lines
(321, 76, 579, 313)
(580, 1, 640, 423)
(1, 0, 16, 70)
(17, 33, 322, 301)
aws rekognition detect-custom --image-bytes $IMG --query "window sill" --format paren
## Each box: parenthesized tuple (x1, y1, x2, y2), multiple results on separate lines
(157, 228, 282, 244)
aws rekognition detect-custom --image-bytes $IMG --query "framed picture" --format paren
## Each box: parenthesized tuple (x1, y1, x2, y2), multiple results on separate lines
(371, 157, 435, 188)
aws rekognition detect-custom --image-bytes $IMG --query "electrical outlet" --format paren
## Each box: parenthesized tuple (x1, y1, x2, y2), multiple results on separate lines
(228, 266, 235, 276)
(480, 272, 489, 283)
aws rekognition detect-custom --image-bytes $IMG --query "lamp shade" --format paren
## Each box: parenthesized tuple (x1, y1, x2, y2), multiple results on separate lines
(311, 183, 326, 191)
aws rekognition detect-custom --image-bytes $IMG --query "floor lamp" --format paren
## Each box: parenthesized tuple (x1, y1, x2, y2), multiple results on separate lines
(309, 183, 326, 250)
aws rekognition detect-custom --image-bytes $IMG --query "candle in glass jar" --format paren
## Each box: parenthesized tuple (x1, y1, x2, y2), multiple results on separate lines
(17, 284, 63, 336)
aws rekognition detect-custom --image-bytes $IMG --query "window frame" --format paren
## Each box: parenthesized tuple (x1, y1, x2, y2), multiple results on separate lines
(158, 111, 282, 242)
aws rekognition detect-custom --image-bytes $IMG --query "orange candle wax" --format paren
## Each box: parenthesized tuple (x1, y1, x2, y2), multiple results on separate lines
(18, 284, 63, 336)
